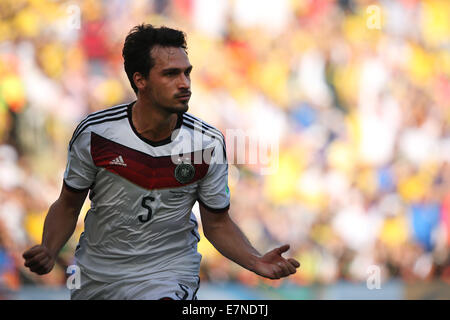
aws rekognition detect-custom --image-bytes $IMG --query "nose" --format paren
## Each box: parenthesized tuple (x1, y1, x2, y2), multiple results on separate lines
(178, 73, 190, 89)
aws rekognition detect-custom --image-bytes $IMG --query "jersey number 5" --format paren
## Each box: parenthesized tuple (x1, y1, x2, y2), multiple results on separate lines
(139, 196, 155, 223)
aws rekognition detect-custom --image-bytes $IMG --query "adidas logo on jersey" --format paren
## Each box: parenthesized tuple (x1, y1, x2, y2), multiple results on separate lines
(109, 155, 127, 167)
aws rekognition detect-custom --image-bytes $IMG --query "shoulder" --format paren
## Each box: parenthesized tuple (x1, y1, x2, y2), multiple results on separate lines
(69, 102, 131, 150)
(181, 112, 227, 162)
(181, 112, 225, 142)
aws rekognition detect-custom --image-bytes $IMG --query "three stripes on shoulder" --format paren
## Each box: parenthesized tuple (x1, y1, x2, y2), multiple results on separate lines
(69, 103, 129, 150)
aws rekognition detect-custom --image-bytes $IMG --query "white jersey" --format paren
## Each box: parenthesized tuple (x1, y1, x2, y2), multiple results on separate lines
(64, 101, 230, 283)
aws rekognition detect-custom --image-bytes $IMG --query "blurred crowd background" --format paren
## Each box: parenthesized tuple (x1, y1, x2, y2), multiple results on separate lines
(0, 0, 449, 298)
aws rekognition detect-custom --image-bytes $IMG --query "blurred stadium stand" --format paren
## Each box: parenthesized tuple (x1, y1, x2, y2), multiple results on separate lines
(0, 0, 449, 299)
(8, 280, 450, 300)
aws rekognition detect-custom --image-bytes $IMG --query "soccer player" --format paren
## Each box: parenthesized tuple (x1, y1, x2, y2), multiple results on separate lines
(22, 24, 300, 300)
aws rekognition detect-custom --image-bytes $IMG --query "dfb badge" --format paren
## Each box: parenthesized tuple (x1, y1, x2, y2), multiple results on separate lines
(175, 162, 195, 184)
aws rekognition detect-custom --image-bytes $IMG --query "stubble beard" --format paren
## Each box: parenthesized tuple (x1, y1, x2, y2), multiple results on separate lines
(163, 102, 189, 115)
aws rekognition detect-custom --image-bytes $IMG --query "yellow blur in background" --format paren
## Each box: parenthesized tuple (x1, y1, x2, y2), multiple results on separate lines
(0, 0, 449, 298)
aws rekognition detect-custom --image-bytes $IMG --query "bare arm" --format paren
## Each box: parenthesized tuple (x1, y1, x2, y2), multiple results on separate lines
(23, 183, 88, 275)
(199, 203, 300, 279)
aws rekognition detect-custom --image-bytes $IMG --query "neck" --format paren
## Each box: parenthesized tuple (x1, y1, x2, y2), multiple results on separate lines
(132, 98, 178, 142)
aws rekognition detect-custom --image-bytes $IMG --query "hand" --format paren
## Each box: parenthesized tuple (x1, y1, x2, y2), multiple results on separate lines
(253, 244, 300, 280)
(23, 245, 56, 275)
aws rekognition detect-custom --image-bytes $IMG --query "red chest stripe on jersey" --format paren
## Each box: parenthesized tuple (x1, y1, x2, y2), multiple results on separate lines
(90, 132, 210, 189)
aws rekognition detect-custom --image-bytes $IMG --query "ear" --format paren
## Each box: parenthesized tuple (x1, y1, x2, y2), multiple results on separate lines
(133, 72, 147, 92)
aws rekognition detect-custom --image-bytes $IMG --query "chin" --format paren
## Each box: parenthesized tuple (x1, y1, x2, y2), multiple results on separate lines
(171, 104, 189, 114)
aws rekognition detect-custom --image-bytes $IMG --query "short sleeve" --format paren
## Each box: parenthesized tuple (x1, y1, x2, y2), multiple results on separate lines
(197, 139, 230, 213)
(63, 131, 97, 191)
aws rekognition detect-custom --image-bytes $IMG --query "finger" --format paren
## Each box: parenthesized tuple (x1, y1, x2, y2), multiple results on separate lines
(40, 261, 55, 275)
(277, 261, 293, 277)
(283, 260, 297, 274)
(275, 244, 290, 256)
(22, 245, 43, 259)
(30, 264, 47, 274)
(30, 259, 53, 275)
(287, 258, 300, 269)
(25, 255, 50, 269)
(24, 251, 50, 267)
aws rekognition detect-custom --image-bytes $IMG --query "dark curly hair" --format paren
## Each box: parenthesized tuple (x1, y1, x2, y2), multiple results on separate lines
(122, 24, 187, 94)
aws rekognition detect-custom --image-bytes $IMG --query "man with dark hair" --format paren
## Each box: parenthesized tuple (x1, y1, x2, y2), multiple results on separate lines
(22, 24, 300, 300)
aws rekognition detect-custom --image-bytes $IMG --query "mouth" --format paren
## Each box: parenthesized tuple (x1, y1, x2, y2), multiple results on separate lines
(176, 94, 191, 101)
